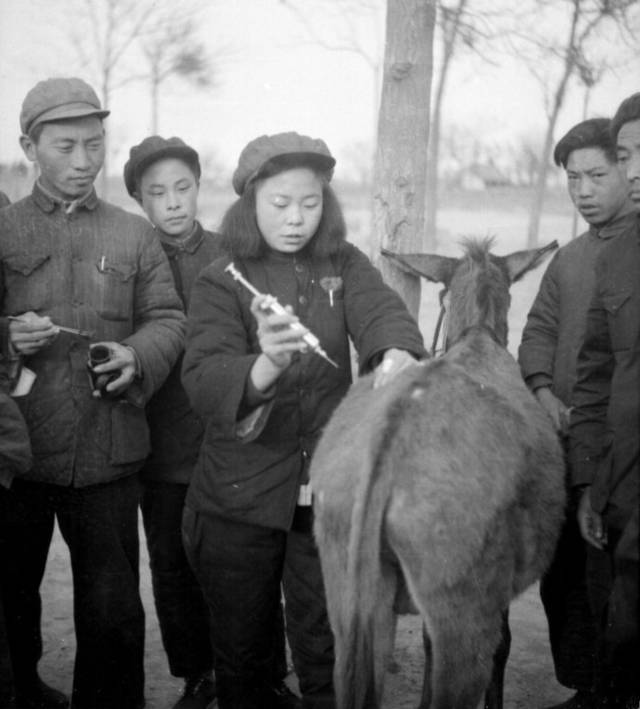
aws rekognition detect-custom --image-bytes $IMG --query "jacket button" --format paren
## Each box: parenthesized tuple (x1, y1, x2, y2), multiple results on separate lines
(295, 264, 304, 273)
(298, 295, 307, 305)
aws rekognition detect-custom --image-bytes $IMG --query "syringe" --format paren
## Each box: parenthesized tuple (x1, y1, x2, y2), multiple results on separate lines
(225, 262, 339, 369)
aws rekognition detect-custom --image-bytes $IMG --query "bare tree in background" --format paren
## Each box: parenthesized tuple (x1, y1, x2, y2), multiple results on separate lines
(517, 0, 639, 247)
(279, 0, 385, 155)
(141, 17, 212, 135)
(425, 0, 505, 248)
(374, 0, 436, 319)
(68, 0, 159, 194)
(67, 0, 212, 196)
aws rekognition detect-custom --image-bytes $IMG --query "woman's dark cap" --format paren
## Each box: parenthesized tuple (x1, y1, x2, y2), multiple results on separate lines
(20, 77, 109, 136)
(123, 135, 201, 197)
(232, 131, 336, 195)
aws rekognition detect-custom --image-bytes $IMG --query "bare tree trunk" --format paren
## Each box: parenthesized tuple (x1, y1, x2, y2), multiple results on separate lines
(373, 0, 436, 320)
(424, 0, 468, 250)
(151, 69, 159, 134)
(526, 0, 580, 248)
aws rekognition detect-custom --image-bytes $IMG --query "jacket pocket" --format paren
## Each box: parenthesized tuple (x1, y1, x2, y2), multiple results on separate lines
(110, 401, 150, 465)
(602, 290, 634, 351)
(95, 259, 137, 321)
(2, 253, 51, 312)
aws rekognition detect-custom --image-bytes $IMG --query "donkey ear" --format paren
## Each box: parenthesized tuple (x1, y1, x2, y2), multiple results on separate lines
(501, 240, 558, 283)
(381, 248, 458, 285)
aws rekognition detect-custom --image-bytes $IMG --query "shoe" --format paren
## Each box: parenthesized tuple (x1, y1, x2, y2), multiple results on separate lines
(173, 673, 217, 709)
(14, 676, 69, 709)
(268, 681, 302, 709)
(544, 691, 596, 709)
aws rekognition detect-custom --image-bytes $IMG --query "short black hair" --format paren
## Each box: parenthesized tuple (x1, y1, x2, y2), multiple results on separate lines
(611, 92, 640, 142)
(553, 117, 616, 168)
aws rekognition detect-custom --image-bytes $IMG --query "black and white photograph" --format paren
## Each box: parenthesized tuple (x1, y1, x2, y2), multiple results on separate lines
(1, 1, 639, 708)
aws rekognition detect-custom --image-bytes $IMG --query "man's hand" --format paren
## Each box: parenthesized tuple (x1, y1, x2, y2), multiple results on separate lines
(90, 342, 137, 398)
(535, 386, 570, 434)
(373, 348, 416, 389)
(577, 486, 607, 550)
(8, 311, 58, 356)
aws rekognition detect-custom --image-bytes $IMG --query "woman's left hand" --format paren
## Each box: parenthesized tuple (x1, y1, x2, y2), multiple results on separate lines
(373, 348, 416, 389)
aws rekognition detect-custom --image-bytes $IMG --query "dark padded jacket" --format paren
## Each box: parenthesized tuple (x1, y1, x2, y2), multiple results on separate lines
(569, 215, 640, 518)
(519, 208, 637, 406)
(141, 222, 223, 484)
(0, 183, 185, 487)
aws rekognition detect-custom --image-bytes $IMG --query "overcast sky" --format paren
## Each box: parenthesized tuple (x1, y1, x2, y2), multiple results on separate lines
(1, 0, 639, 180)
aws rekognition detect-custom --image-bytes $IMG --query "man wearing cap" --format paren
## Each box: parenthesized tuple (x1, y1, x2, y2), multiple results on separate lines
(123, 135, 222, 709)
(0, 78, 185, 709)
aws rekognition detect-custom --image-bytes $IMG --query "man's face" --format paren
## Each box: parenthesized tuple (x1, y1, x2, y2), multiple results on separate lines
(20, 116, 105, 200)
(137, 157, 199, 239)
(616, 118, 640, 207)
(565, 147, 629, 226)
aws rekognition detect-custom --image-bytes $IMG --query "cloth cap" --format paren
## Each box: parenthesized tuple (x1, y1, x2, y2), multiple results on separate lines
(20, 77, 109, 135)
(232, 131, 335, 195)
(123, 136, 201, 196)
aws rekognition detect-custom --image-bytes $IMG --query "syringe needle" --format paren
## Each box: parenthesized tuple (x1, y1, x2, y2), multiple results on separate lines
(225, 262, 338, 369)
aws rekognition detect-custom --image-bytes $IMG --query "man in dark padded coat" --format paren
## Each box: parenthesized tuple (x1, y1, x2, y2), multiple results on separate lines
(0, 78, 185, 709)
(569, 93, 640, 709)
(519, 118, 635, 709)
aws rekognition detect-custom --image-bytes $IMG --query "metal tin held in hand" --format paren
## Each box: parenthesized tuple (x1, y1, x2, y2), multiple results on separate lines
(87, 344, 122, 399)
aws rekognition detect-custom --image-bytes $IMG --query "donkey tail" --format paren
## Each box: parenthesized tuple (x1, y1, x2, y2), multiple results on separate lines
(333, 389, 406, 709)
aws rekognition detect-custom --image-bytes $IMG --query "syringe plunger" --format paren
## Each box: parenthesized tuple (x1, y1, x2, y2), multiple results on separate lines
(225, 262, 338, 368)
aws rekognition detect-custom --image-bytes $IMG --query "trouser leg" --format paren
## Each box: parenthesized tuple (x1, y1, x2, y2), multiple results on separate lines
(283, 508, 335, 709)
(56, 475, 145, 709)
(141, 480, 213, 678)
(182, 506, 285, 709)
(0, 482, 54, 689)
(601, 505, 639, 697)
(0, 583, 13, 706)
(540, 502, 597, 691)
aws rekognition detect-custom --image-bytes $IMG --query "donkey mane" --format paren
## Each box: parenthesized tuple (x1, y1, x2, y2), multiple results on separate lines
(451, 237, 510, 347)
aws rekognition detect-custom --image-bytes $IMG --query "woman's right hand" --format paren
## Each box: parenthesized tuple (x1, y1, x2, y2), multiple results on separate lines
(249, 295, 308, 390)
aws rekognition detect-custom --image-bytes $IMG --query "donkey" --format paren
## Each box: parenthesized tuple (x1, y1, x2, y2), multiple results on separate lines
(310, 238, 566, 709)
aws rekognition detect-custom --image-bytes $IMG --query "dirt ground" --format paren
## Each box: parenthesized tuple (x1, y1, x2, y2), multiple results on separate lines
(34, 520, 574, 709)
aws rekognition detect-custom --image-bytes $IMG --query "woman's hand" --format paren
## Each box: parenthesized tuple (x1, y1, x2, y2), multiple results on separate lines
(249, 295, 309, 392)
(373, 348, 416, 389)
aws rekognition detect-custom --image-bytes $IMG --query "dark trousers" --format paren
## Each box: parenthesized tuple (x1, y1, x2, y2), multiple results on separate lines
(0, 476, 145, 709)
(140, 480, 213, 679)
(540, 499, 598, 691)
(182, 506, 335, 709)
(0, 577, 14, 706)
(588, 504, 639, 698)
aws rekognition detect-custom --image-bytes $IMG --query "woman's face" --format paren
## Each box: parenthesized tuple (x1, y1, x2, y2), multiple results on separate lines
(255, 167, 323, 253)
